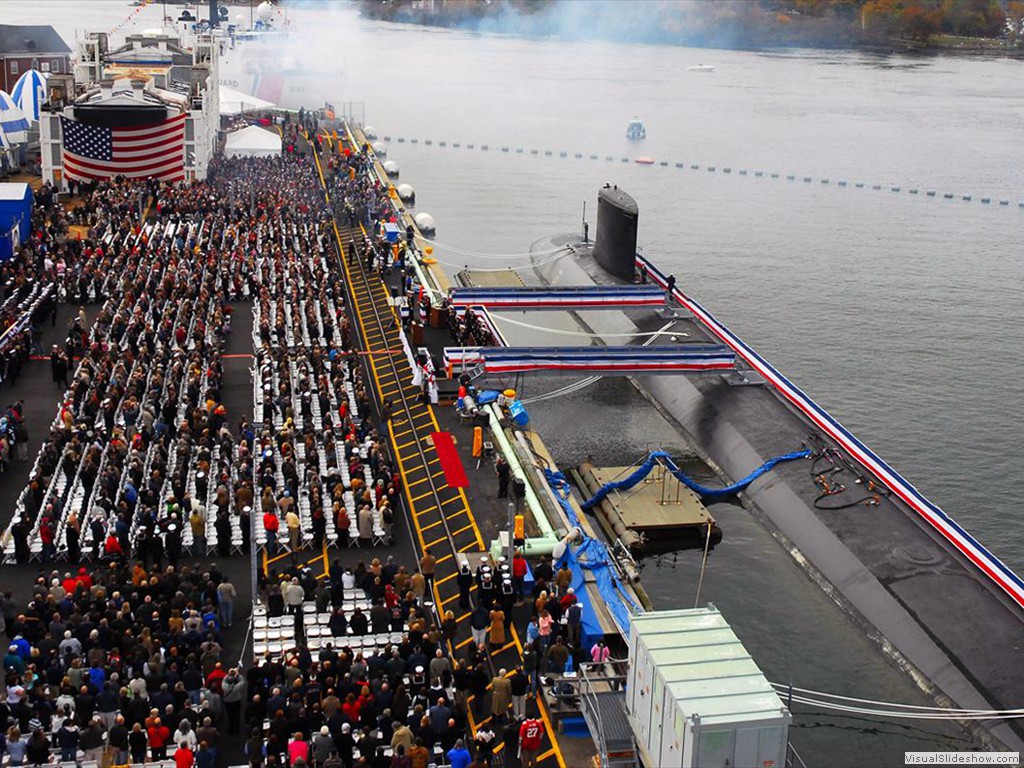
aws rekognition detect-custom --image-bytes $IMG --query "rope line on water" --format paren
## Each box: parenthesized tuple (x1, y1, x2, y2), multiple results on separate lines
(376, 135, 1024, 211)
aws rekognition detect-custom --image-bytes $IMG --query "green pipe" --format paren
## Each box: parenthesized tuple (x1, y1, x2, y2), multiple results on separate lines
(486, 404, 561, 543)
(489, 534, 560, 560)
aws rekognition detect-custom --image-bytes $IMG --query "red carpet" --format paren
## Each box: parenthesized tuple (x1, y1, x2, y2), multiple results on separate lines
(432, 431, 469, 488)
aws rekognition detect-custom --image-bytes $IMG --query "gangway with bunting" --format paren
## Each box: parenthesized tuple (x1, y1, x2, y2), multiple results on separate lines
(449, 284, 666, 311)
(443, 344, 736, 375)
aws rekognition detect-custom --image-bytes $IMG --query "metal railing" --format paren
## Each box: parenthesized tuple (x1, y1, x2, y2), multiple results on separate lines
(578, 664, 636, 768)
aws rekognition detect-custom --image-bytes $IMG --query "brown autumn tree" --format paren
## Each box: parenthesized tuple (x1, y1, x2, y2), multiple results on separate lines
(900, 3, 940, 40)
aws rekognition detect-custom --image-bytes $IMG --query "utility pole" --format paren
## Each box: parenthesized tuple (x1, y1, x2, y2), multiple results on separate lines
(507, 499, 515, 563)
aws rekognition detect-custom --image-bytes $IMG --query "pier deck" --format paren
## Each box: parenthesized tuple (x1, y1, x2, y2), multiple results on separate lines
(314, 139, 569, 767)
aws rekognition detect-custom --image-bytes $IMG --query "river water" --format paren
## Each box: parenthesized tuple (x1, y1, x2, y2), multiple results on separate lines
(12, 1, 1024, 763)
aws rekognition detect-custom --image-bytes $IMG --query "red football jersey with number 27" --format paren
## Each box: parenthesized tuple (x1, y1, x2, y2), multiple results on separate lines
(520, 719, 543, 750)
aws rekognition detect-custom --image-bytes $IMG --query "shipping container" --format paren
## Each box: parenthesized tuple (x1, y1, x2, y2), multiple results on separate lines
(626, 606, 790, 768)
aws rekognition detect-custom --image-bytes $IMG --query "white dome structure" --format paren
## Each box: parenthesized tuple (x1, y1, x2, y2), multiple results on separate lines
(256, 2, 275, 23)
(397, 184, 415, 203)
(414, 212, 435, 236)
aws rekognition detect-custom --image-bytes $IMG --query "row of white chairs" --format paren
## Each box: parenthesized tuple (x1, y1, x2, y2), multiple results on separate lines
(250, 239, 386, 551)
(2, 219, 195, 562)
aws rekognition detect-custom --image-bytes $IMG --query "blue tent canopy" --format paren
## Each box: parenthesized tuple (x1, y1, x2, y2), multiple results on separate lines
(0, 91, 29, 144)
(11, 70, 47, 124)
(0, 183, 33, 261)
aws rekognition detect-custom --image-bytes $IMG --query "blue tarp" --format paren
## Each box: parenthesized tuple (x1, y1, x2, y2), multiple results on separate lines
(545, 469, 640, 646)
(475, 390, 500, 405)
(580, 448, 811, 511)
(0, 183, 32, 262)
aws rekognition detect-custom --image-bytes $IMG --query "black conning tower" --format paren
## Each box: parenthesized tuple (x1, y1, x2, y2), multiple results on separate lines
(593, 185, 639, 283)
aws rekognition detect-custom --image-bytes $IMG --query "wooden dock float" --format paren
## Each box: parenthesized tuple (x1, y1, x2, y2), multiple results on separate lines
(577, 461, 715, 544)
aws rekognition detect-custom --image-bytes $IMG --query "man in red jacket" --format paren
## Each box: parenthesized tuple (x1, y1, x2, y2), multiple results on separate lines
(519, 717, 544, 768)
(263, 511, 280, 554)
(512, 551, 528, 603)
(206, 662, 226, 694)
(148, 717, 171, 760)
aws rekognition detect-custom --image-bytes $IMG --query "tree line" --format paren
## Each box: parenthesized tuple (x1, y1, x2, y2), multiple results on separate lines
(359, 0, 1024, 49)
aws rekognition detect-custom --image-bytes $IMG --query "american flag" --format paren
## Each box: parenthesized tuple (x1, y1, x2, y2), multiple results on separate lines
(60, 113, 186, 183)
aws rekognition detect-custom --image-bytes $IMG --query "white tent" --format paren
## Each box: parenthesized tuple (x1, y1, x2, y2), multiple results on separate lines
(219, 86, 276, 116)
(224, 125, 281, 158)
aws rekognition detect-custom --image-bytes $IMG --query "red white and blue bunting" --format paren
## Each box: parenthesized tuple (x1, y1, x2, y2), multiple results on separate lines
(443, 344, 735, 375)
(450, 285, 666, 311)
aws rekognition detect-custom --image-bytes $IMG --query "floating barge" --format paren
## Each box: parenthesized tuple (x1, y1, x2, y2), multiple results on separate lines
(576, 460, 717, 551)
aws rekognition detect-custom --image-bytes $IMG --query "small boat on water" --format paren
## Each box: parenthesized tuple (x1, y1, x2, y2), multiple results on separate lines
(689, 63, 715, 72)
(626, 116, 646, 140)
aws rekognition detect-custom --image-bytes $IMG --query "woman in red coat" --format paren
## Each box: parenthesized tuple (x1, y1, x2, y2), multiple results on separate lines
(38, 516, 55, 560)
(104, 533, 123, 559)
(147, 718, 170, 760)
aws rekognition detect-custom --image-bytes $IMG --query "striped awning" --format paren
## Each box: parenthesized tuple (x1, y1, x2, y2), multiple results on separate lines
(450, 284, 666, 311)
(0, 91, 29, 144)
(443, 344, 735, 375)
(11, 70, 47, 124)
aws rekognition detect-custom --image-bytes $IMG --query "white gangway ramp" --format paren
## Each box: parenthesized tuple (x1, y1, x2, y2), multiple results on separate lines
(626, 606, 790, 768)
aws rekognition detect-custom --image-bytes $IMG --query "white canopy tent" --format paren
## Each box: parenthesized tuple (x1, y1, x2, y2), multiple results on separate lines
(224, 125, 281, 158)
(219, 86, 276, 116)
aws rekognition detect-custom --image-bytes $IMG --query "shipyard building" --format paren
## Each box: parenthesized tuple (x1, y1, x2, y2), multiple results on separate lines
(39, 30, 219, 186)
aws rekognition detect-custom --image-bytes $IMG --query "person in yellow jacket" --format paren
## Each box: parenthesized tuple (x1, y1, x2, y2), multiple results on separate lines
(286, 508, 301, 552)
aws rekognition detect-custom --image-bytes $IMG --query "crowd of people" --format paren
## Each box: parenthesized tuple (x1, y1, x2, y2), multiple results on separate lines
(0, 182, 68, 478)
(250, 549, 565, 768)
(246, 146, 398, 557)
(3, 120, 409, 566)
(4, 164, 250, 566)
(0, 116, 623, 768)
(0, 560, 237, 768)
(0, 545, 605, 768)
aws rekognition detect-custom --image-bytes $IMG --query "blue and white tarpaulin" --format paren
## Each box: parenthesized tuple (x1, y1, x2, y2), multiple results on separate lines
(450, 284, 666, 311)
(637, 253, 1024, 610)
(0, 91, 29, 144)
(546, 468, 639, 642)
(443, 344, 735, 375)
(11, 70, 46, 124)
